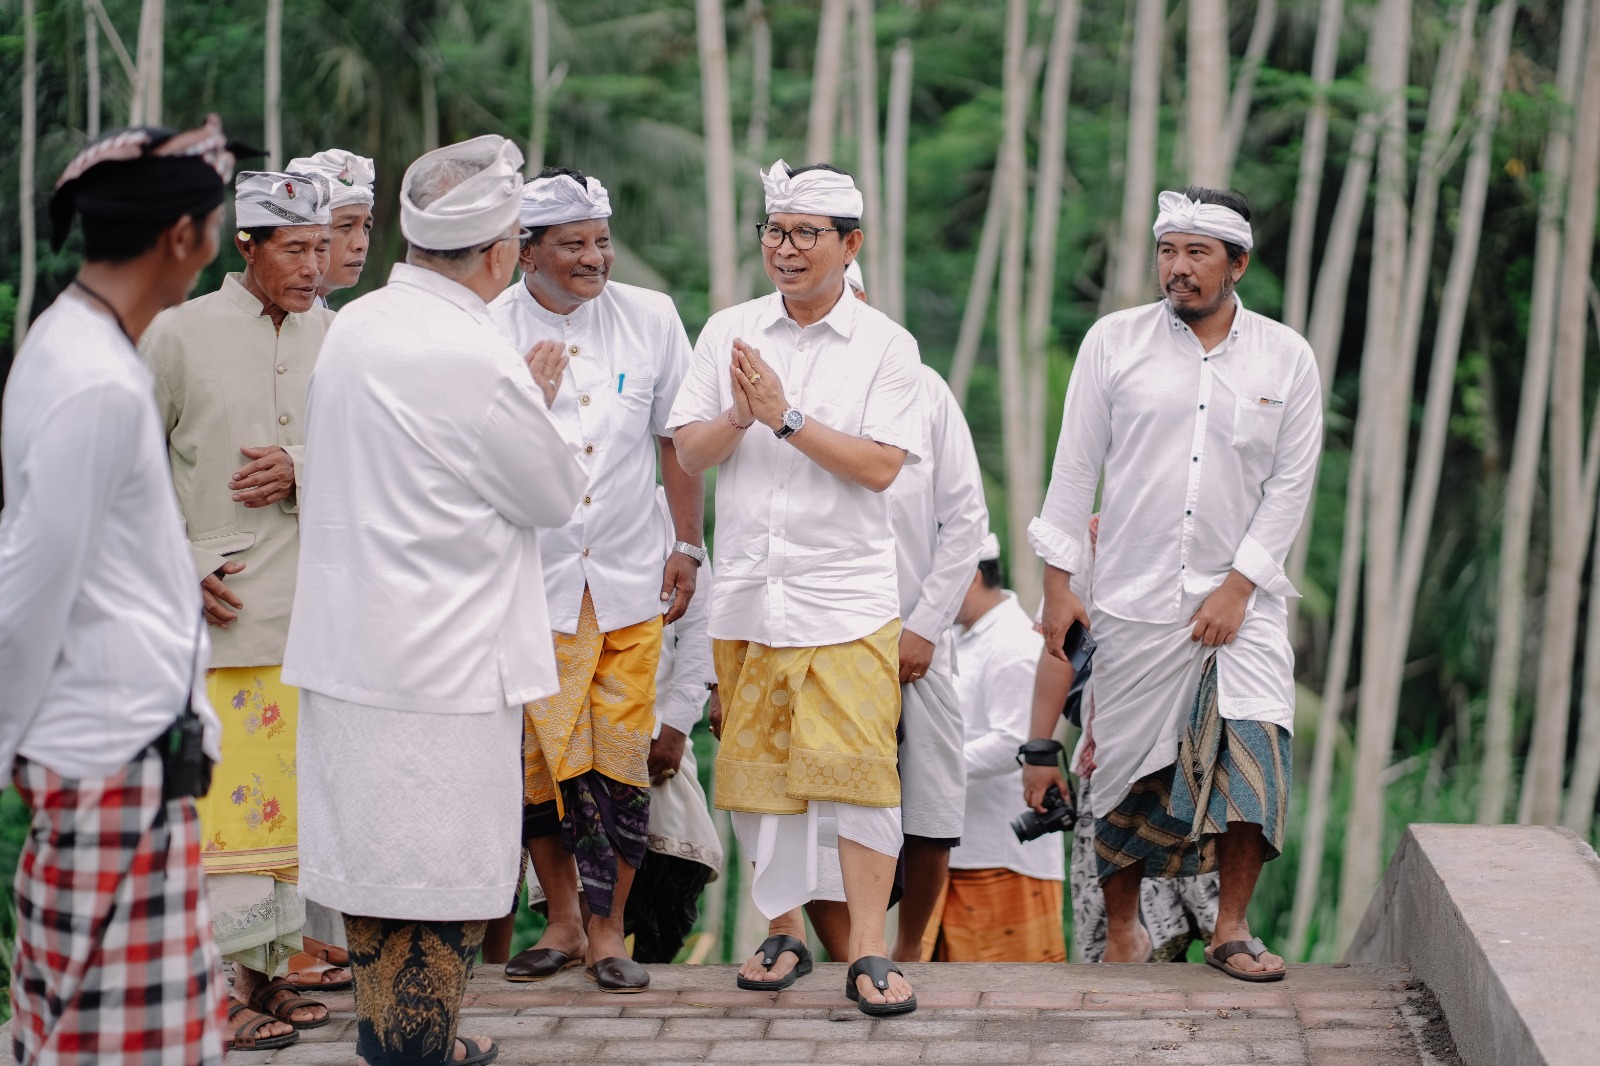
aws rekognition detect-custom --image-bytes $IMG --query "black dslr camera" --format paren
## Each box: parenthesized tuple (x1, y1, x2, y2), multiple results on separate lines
(1010, 784, 1077, 842)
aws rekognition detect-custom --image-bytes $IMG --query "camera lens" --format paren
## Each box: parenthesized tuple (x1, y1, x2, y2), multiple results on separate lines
(1011, 809, 1043, 843)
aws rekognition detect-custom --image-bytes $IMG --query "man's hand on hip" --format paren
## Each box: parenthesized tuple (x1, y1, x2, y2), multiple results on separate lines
(660, 552, 698, 625)
(1190, 570, 1256, 647)
(232, 446, 294, 508)
(707, 688, 724, 740)
(898, 629, 935, 683)
(202, 561, 246, 627)
(1041, 567, 1090, 664)
(649, 725, 688, 785)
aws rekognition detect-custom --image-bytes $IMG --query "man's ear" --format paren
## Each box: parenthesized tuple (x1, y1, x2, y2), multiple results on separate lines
(234, 231, 257, 267)
(843, 228, 865, 259)
(1231, 250, 1250, 284)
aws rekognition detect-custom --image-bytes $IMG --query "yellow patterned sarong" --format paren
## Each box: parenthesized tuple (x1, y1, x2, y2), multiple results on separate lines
(713, 619, 903, 814)
(524, 587, 662, 814)
(195, 665, 299, 874)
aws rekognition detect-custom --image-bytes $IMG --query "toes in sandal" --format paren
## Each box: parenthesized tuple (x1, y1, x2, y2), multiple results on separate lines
(248, 975, 331, 1030)
(1205, 937, 1286, 983)
(226, 1001, 300, 1050)
(285, 953, 354, 993)
(455, 1036, 500, 1066)
(845, 955, 917, 1017)
(735, 933, 814, 991)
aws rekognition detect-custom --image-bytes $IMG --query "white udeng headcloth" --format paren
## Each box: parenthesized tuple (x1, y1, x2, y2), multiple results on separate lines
(979, 532, 1002, 562)
(286, 149, 376, 210)
(235, 170, 333, 228)
(1152, 190, 1253, 251)
(844, 260, 865, 294)
(400, 134, 524, 250)
(519, 173, 611, 228)
(761, 158, 864, 218)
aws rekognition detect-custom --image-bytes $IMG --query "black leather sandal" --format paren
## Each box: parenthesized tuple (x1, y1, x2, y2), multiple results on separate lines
(844, 955, 917, 1016)
(735, 934, 813, 991)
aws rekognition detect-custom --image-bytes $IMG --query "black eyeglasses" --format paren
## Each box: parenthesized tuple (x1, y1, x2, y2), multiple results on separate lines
(477, 228, 534, 254)
(757, 223, 839, 251)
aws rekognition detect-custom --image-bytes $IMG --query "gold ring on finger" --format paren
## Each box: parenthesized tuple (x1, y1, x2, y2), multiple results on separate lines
(750, 373, 762, 383)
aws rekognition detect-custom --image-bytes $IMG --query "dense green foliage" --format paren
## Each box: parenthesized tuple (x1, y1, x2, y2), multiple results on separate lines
(0, 0, 1597, 977)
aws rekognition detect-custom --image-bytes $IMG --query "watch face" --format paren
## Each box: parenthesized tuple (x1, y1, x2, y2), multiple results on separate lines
(784, 408, 804, 431)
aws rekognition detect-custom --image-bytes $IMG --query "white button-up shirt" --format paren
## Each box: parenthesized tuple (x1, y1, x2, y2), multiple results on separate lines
(948, 592, 1062, 880)
(889, 364, 988, 645)
(667, 288, 925, 648)
(282, 264, 586, 713)
(1028, 296, 1322, 622)
(488, 278, 692, 633)
(0, 294, 221, 786)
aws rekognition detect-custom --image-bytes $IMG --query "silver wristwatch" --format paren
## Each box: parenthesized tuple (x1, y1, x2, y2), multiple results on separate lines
(774, 407, 806, 440)
(671, 540, 706, 565)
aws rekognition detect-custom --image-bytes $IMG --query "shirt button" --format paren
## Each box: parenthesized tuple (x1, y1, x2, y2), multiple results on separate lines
(581, 547, 590, 558)
(1192, 456, 1198, 462)
(569, 345, 580, 355)
(580, 394, 591, 406)
(584, 444, 595, 455)
(1186, 509, 1193, 516)
(1203, 356, 1209, 362)
(1199, 404, 1206, 410)
(276, 364, 287, 375)
(278, 414, 290, 425)
(583, 495, 593, 505)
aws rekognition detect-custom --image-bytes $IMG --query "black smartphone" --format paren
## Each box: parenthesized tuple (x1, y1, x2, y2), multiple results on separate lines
(1063, 620, 1096, 673)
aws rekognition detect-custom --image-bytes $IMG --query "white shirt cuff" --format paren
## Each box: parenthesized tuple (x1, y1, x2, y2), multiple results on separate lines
(655, 700, 702, 737)
(1027, 516, 1087, 574)
(1232, 533, 1299, 599)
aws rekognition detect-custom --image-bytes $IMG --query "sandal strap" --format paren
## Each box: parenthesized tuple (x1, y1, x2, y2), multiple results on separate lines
(227, 1002, 280, 1041)
(755, 934, 808, 968)
(250, 977, 324, 1019)
(847, 955, 903, 991)
(1212, 937, 1269, 962)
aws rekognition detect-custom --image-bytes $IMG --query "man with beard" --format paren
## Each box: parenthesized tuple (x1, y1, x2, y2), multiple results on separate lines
(142, 168, 338, 1048)
(488, 167, 701, 993)
(288, 149, 376, 307)
(1025, 187, 1320, 980)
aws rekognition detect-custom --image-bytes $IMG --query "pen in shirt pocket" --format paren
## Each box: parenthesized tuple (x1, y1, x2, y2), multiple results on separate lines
(618, 373, 625, 393)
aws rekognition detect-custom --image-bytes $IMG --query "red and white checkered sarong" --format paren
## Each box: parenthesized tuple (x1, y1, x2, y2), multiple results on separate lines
(10, 746, 227, 1065)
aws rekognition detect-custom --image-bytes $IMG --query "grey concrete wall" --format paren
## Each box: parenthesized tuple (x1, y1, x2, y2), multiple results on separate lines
(1347, 823, 1600, 1066)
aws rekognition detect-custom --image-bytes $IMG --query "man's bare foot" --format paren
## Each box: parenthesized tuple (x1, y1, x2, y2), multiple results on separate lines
(454, 1035, 493, 1061)
(530, 918, 586, 960)
(851, 959, 914, 1005)
(586, 923, 629, 967)
(738, 941, 805, 984)
(1102, 921, 1152, 963)
(226, 997, 294, 1044)
(1209, 925, 1285, 976)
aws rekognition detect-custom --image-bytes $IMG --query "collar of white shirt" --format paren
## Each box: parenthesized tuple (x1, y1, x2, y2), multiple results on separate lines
(388, 262, 495, 326)
(753, 282, 861, 339)
(1163, 291, 1245, 347)
(959, 590, 1018, 644)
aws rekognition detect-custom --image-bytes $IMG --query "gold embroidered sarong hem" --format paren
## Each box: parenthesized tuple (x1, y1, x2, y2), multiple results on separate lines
(712, 619, 903, 813)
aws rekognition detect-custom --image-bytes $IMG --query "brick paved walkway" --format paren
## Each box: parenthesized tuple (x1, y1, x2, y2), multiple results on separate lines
(229, 961, 1460, 1065)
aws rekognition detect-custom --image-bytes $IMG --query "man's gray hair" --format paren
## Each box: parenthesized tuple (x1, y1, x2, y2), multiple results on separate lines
(407, 156, 490, 263)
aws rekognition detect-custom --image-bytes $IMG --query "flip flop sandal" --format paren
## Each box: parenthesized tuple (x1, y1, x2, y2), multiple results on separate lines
(248, 976, 331, 1030)
(225, 1000, 300, 1050)
(454, 1036, 500, 1066)
(1205, 937, 1287, 982)
(285, 956, 354, 993)
(735, 934, 813, 991)
(845, 956, 917, 1017)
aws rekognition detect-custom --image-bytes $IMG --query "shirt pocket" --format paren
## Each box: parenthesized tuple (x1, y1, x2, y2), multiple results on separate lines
(1231, 393, 1286, 459)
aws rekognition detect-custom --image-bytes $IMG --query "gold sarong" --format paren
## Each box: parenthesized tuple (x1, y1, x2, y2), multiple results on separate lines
(712, 619, 903, 814)
(934, 868, 1067, 963)
(524, 587, 661, 814)
(195, 665, 299, 874)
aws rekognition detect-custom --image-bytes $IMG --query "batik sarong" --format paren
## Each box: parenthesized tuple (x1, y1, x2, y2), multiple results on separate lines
(934, 868, 1067, 963)
(343, 915, 484, 1066)
(10, 748, 227, 1065)
(194, 664, 305, 977)
(713, 618, 903, 814)
(1094, 656, 1292, 883)
(524, 769, 650, 918)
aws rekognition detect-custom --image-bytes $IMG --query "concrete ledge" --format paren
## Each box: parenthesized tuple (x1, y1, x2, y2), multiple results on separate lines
(1347, 822, 1600, 1066)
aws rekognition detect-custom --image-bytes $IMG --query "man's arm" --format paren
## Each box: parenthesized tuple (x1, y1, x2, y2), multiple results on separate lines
(904, 376, 987, 644)
(657, 435, 704, 624)
(1020, 645, 1077, 811)
(1231, 351, 1324, 596)
(649, 560, 715, 783)
(466, 377, 586, 528)
(0, 385, 140, 787)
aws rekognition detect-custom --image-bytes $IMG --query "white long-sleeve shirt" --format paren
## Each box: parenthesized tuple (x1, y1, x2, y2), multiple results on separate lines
(948, 592, 1061, 880)
(889, 365, 988, 645)
(488, 279, 692, 634)
(667, 288, 926, 648)
(281, 264, 586, 713)
(1028, 296, 1322, 622)
(0, 293, 221, 786)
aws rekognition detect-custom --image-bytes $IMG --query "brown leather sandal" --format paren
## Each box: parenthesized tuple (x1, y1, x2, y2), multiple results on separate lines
(225, 1000, 299, 1050)
(248, 976, 331, 1029)
(1205, 937, 1287, 982)
(284, 951, 354, 992)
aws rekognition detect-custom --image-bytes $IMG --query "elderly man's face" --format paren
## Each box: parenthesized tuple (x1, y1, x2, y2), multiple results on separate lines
(1157, 232, 1247, 324)
(239, 224, 330, 313)
(761, 212, 863, 307)
(521, 219, 613, 311)
(321, 204, 374, 294)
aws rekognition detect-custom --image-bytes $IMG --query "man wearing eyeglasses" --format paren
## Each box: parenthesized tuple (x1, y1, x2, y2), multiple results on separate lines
(670, 160, 925, 1016)
(487, 167, 701, 994)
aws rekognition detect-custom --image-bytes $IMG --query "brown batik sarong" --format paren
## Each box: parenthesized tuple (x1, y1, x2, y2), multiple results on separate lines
(343, 914, 485, 1066)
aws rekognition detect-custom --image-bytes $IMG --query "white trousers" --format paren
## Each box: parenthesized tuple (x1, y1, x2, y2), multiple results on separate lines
(732, 803, 902, 920)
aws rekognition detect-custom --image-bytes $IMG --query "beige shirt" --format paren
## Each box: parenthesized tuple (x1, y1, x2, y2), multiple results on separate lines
(143, 272, 336, 668)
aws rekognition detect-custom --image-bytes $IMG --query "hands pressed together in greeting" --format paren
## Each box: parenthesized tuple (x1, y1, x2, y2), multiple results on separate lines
(730, 339, 788, 431)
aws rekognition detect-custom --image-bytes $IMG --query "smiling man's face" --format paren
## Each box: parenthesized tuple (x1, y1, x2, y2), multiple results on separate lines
(761, 212, 862, 308)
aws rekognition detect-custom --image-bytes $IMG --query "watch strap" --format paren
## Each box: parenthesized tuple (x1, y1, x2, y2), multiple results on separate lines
(671, 540, 706, 565)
